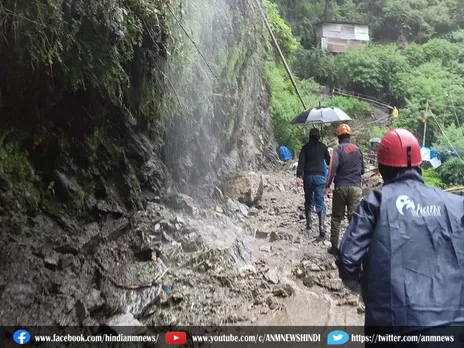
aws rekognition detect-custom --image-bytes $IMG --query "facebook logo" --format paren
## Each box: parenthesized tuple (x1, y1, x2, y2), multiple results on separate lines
(13, 330, 31, 345)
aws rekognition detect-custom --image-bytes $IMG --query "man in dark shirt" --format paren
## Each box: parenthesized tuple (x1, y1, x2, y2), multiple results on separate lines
(325, 124, 364, 255)
(296, 128, 331, 237)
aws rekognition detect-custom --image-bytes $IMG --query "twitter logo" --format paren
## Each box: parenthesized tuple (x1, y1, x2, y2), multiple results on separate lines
(327, 330, 350, 345)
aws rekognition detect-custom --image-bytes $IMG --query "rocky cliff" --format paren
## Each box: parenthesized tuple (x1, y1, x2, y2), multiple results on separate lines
(0, 0, 276, 327)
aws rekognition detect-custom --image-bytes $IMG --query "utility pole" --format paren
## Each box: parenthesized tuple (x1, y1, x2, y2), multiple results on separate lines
(255, 0, 307, 110)
(422, 101, 428, 147)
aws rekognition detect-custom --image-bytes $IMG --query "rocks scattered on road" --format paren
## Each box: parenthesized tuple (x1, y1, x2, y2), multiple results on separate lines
(0, 168, 365, 327)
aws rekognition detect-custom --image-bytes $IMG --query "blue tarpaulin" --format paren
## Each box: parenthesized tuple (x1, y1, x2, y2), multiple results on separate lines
(437, 148, 461, 162)
(279, 146, 292, 162)
(421, 146, 441, 168)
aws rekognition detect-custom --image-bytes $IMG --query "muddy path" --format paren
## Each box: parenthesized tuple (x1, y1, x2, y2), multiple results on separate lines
(242, 169, 364, 326)
(117, 166, 366, 328)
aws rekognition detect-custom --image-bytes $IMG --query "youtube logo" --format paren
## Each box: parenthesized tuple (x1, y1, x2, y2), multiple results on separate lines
(165, 332, 187, 345)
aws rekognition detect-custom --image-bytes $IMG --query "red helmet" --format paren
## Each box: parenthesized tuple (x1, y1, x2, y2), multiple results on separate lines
(377, 128, 422, 167)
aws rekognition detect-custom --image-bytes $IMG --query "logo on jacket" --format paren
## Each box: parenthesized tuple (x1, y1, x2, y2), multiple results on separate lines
(396, 195, 441, 217)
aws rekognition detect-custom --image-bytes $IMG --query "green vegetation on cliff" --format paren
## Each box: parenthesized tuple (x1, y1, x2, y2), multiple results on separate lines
(0, 0, 172, 206)
(0, 0, 276, 219)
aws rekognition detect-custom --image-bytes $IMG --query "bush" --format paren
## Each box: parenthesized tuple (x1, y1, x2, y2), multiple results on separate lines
(264, 1, 301, 59)
(334, 46, 383, 93)
(433, 124, 464, 152)
(422, 168, 447, 188)
(390, 61, 464, 143)
(437, 157, 464, 186)
(266, 61, 321, 154)
(293, 49, 336, 84)
(328, 96, 374, 120)
(370, 126, 389, 139)
(329, 44, 408, 100)
(0, 140, 38, 183)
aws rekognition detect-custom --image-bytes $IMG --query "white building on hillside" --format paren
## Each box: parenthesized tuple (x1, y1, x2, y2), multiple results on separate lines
(316, 21, 370, 53)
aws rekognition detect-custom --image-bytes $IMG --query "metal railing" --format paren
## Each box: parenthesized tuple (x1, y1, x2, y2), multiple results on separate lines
(444, 186, 464, 196)
(366, 153, 377, 166)
(332, 87, 393, 110)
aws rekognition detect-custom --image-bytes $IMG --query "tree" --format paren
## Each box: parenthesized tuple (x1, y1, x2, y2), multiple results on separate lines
(437, 157, 464, 186)
(324, 0, 331, 20)
(265, 1, 301, 59)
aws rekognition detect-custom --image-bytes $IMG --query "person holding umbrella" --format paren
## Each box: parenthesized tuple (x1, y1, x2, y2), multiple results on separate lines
(325, 123, 364, 255)
(296, 128, 331, 235)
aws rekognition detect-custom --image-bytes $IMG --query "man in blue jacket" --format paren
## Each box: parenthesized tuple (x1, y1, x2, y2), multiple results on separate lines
(337, 128, 464, 340)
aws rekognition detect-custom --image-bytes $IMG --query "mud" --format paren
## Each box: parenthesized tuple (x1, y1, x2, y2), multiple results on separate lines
(0, 167, 366, 328)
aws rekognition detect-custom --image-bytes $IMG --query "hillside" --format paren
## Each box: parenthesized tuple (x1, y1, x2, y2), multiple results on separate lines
(270, 0, 464, 188)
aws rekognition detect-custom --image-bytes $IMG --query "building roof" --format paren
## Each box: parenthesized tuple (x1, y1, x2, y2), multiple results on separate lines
(316, 21, 368, 26)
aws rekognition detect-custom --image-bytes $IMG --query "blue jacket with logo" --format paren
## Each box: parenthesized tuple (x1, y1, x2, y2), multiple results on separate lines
(337, 170, 464, 330)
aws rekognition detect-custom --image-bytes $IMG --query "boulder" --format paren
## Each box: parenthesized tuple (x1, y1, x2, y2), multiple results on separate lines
(255, 230, 269, 239)
(226, 198, 240, 212)
(237, 202, 249, 217)
(165, 193, 197, 214)
(1, 282, 36, 307)
(265, 270, 280, 284)
(302, 276, 315, 288)
(75, 300, 89, 322)
(43, 250, 60, 269)
(140, 155, 167, 194)
(230, 233, 254, 267)
(221, 172, 264, 206)
(96, 200, 126, 216)
(84, 289, 105, 313)
(103, 313, 147, 335)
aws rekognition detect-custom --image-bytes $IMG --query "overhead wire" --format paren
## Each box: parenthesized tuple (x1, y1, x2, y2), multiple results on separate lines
(428, 111, 464, 165)
(167, 5, 219, 80)
(446, 91, 461, 127)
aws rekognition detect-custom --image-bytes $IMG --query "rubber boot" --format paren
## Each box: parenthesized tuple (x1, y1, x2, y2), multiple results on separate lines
(318, 212, 326, 238)
(305, 208, 312, 230)
(328, 227, 340, 255)
(328, 245, 338, 255)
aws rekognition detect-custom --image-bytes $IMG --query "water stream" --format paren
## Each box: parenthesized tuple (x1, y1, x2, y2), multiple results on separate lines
(162, 0, 270, 199)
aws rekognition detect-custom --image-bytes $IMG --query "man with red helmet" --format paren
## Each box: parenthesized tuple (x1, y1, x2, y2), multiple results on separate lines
(325, 123, 364, 254)
(337, 128, 464, 337)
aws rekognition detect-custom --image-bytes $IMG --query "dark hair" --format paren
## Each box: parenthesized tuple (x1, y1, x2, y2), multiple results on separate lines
(338, 134, 350, 142)
(378, 164, 421, 182)
(309, 128, 320, 142)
